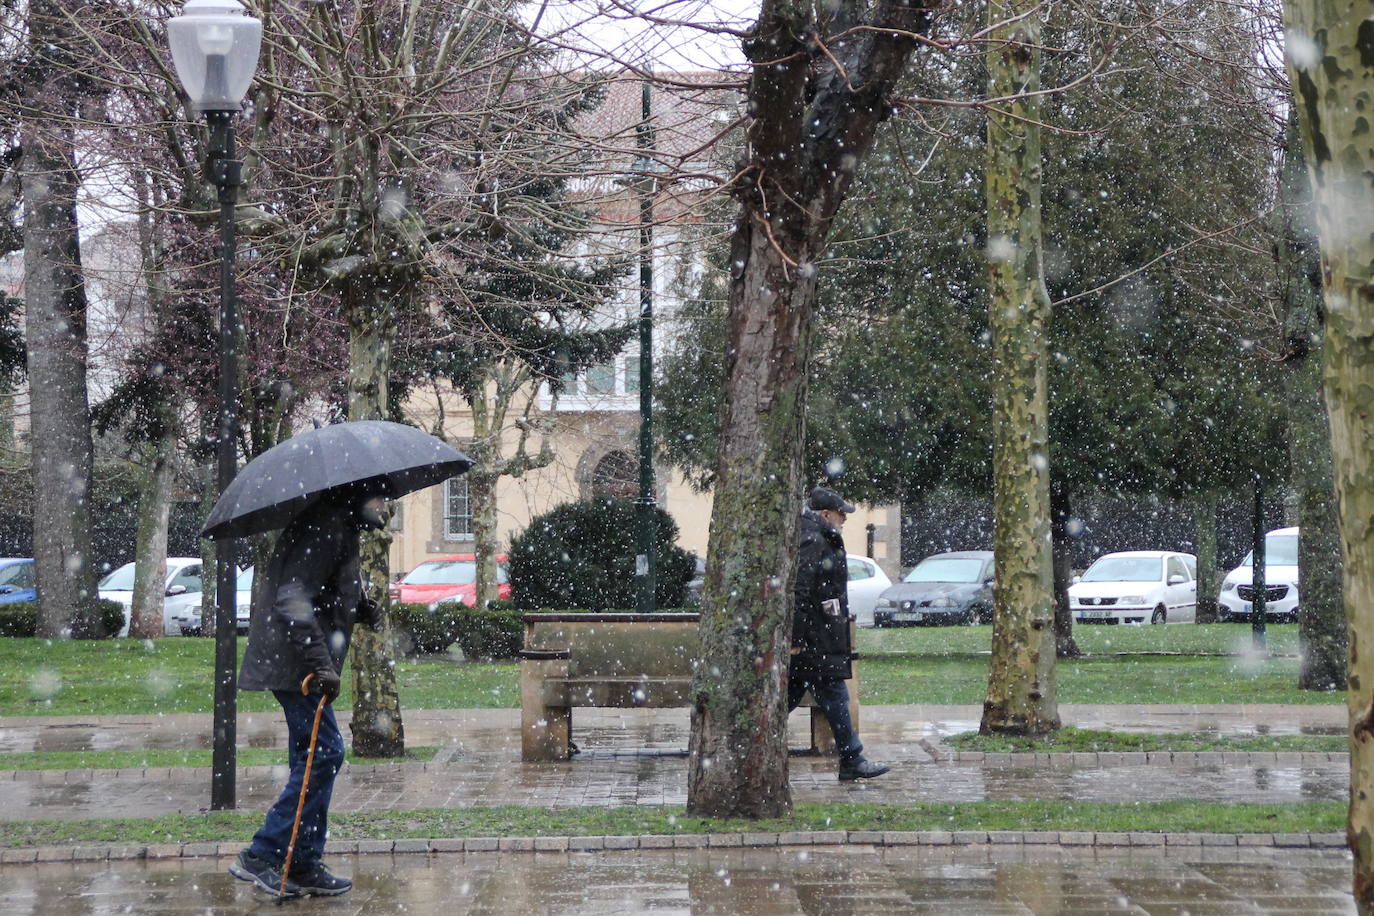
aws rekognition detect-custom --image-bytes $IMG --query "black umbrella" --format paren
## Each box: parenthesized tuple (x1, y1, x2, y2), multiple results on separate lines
(201, 420, 472, 540)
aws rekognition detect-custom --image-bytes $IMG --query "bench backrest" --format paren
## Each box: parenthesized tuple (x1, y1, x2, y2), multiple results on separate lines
(523, 613, 701, 679)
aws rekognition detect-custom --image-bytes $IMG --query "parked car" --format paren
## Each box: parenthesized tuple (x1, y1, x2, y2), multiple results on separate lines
(1218, 527, 1299, 623)
(391, 554, 511, 606)
(168, 567, 253, 636)
(0, 558, 36, 605)
(1070, 550, 1197, 625)
(846, 555, 893, 627)
(873, 551, 995, 626)
(99, 558, 208, 637)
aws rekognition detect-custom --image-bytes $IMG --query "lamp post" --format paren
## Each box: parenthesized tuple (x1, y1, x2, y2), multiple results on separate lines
(634, 77, 657, 615)
(165, 0, 262, 812)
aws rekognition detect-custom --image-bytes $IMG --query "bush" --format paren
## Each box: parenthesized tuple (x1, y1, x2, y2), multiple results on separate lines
(509, 498, 697, 611)
(0, 599, 125, 638)
(0, 602, 36, 636)
(389, 601, 524, 660)
(390, 602, 462, 654)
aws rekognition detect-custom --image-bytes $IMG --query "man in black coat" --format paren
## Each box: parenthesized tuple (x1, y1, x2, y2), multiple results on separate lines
(790, 487, 890, 781)
(229, 486, 386, 898)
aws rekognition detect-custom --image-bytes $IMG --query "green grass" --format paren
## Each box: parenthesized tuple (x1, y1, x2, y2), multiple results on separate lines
(0, 625, 1341, 718)
(0, 746, 438, 771)
(943, 727, 1345, 754)
(0, 801, 1344, 848)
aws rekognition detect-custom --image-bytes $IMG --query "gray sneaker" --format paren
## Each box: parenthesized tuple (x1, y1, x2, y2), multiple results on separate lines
(290, 860, 353, 896)
(229, 849, 302, 898)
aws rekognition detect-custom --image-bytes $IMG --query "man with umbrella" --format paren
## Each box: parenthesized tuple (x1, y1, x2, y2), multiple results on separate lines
(204, 420, 470, 898)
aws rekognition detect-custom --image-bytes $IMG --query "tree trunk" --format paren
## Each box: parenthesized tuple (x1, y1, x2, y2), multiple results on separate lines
(1049, 479, 1080, 658)
(979, 0, 1059, 737)
(1276, 109, 1346, 691)
(346, 282, 405, 758)
(686, 0, 934, 818)
(129, 431, 175, 639)
(468, 465, 500, 609)
(1281, 6, 1374, 907)
(1194, 491, 1220, 623)
(20, 0, 99, 639)
(198, 463, 219, 638)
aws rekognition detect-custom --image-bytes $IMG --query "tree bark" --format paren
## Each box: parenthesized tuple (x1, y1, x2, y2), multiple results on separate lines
(129, 431, 175, 639)
(20, 0, 100, 639)
(1194, 491, 1220, 623)
(1049, 479, 1080, 658)
(979, 0, 1059, 737)
(1282, 4, 1374, 908)
(1276, 110, 1346, 691)
(687, 0, 936, 818)
(347, 281, 405, 758)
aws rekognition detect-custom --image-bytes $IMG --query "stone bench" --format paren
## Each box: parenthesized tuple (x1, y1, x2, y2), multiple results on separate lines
(519, 612, 860, 762)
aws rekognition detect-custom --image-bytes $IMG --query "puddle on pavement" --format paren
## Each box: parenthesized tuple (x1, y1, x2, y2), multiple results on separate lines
(0, 845, 1355, 915)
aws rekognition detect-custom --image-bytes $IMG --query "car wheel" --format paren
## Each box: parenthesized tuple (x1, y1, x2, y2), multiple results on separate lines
(1150, 606, 1166, 625)
(970, 605, 990, 625)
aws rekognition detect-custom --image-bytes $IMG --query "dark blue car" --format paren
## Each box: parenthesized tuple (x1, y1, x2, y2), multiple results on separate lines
(0, 558, 35, 605)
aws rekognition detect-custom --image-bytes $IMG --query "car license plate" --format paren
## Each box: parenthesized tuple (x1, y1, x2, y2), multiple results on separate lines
(894, 611, 923, 622)
(1078, 611, 1108, 620)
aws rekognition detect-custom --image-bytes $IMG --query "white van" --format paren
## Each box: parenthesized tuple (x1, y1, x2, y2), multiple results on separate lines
(1218, 527, 1299, 623)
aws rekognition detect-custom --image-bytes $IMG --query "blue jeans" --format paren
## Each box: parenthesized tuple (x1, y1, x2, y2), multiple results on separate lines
(248, 689, 345, 870)
(788, 675, 863, 764)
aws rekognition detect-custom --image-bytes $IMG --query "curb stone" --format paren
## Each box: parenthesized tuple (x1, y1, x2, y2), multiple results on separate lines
(0, 832, 1351, 865)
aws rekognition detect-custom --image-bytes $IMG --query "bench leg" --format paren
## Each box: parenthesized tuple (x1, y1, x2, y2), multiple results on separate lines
(521, 660, 572, 761)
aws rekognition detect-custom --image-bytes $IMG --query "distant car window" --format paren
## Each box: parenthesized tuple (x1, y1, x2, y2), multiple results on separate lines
(404, 560, 478, 585)
(0, 563, 30, 588)
(99, 564, 138, 591)
(904, 558, 984, 584)
(170, 565, 203, 593)
(1240, 534, 1299, 567)
(1167, 556, 1189, 581)
(1081, 556, 1163, 583)
(237, 568, 254, 590)
(847, 558, 874, 580)
(1183, 556, 1197, 577)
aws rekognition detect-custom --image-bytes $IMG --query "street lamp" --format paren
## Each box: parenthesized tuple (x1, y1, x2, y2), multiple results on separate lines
(634, 77, 658, 615)
(165, 0, 261, 812)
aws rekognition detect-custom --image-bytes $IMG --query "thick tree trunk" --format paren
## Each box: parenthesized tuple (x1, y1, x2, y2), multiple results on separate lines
(129, 431, 175, 639)
(347, 283, 405, 758)
(1049, 479, 1080, 658)
(1282, 5, 1374, 908)
(1277, 110, 1346, 691)
(979, 0, 1059, 737)
(20, 0, 99, 639)
(468, 465, 500, 609)
(1194, 491, 1220, 623)
(687, 0, 934, 818)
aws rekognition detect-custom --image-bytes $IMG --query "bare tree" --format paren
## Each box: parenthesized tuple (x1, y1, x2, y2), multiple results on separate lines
(686, 0, 937, 819)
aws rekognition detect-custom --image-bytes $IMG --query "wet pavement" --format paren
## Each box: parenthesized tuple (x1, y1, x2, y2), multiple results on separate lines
(0, 705, 1350, 820)
(0, 844, 1354, 914)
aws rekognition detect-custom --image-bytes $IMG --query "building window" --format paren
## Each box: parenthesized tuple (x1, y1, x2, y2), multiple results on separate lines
(624, 355, 640, 394)
(444, 476, 473, 540)
(585, 362, 616, 396)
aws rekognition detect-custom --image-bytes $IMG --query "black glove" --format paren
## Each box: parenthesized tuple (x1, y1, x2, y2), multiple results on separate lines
(312, 668, 342, 702)
(357, 597, 384, 632)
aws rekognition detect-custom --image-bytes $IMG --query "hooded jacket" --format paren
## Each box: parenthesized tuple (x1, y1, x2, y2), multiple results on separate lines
(238, 498, 366, 692)
(791, 510, 852, 680)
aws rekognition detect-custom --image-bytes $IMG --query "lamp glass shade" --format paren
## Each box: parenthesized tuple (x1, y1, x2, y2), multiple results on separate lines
(167, 0, 262, 112)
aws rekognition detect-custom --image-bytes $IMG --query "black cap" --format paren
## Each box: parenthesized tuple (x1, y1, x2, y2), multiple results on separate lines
(808, 487, 855, 514)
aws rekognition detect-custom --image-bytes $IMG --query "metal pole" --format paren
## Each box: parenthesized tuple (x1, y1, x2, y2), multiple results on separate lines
(634, 77, 657, 615)
(1251, 473, 1267, 651)
(208, 110, 241, 811)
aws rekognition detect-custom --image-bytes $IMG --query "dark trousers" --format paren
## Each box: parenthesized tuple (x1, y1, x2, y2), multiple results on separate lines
(248, 689, 345, 870)
(788, 673, 863, 764)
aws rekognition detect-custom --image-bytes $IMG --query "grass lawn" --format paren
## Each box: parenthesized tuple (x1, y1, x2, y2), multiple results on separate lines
(943, 727, 1346, 754)
(0, 746, 438, 771)
(0, 801, 1344, 848)
(0, 624, 1340, 718)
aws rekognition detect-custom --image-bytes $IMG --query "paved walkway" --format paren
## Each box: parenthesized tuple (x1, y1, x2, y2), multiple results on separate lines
(0, 704, 1350, 820)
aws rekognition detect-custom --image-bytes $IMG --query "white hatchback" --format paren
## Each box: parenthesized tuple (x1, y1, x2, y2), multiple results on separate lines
(1218, 527, 1299, 623)
(846, 555, 893, 628)
(99, 558, 208, 637)
(1070, 550, 1197, 625)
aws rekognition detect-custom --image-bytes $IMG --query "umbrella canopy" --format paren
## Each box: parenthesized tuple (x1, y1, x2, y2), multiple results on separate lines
(202, 420, 471, 540)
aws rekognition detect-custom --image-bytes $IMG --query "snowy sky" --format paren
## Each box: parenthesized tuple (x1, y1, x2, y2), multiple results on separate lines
(530, 0, 756, 72)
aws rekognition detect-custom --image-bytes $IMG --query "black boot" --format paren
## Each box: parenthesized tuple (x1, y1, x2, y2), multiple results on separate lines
(229, 849, 302, 898)
(839, 757, 891, 781)
(290, 860, 353, 896)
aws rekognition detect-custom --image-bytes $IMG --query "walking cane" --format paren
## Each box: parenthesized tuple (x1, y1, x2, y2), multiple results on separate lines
(279, 672, 328, 900)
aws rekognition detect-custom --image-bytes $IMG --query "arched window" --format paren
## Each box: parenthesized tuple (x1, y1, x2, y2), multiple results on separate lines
(590, 450, 638, 499)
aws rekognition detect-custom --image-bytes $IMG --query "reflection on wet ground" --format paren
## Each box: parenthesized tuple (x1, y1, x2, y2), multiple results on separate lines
(0, 707, 1349, 822)
(0, 845, 1354, 915)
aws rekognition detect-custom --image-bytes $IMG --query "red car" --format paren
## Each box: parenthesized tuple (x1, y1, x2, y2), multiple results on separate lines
(390, 554, 511, 606)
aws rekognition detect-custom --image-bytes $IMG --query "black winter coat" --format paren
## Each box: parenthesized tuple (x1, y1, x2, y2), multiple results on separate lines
(239, 500, 365, 693)
(791, 511, 852, 680)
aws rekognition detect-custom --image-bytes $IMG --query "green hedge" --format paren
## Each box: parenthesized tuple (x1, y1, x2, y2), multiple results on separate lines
(389, 601, 523, 660)
(0, 599, 125, 638)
